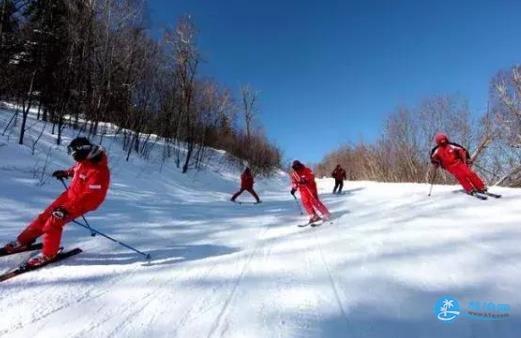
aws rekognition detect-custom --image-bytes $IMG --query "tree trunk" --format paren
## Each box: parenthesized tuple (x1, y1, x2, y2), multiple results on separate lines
(182, 142, 193, 173)
(18, 71, 37, 145)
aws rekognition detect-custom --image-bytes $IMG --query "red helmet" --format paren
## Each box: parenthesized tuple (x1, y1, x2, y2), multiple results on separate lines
(434, 132, 449, 146)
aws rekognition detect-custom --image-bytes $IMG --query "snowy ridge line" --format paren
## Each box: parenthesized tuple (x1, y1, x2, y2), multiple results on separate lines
(1, 102, 154, 142)
(0, 105, 245, 177)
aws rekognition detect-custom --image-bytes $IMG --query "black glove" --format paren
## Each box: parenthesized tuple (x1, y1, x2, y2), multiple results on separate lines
(52, 170, 69, 180)
(52, 207, 69, 220)
(290, 188, 296, 196)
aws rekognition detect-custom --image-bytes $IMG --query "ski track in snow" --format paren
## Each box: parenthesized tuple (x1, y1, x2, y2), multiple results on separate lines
(313, 229, 350, 330)
(206, 223, 273, 338)
(1, 108, 521, 338)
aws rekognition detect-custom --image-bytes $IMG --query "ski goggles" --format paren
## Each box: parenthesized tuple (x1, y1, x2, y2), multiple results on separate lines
(67, 144, 92, 155)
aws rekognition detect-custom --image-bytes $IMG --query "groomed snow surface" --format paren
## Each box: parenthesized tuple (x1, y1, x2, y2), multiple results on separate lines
(1, 107, 520, 338)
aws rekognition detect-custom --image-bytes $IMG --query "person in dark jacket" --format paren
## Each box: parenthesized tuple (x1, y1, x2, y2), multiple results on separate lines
(331, 164, 347, 194)
(231, 167, 261, 203)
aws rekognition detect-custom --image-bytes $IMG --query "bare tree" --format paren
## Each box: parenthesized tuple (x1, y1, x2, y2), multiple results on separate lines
(487, 65, 521, 186)
(316, 95, 480, 184)
(1, 6, 282, 176)
(240, 84, 258, 142)
(166, 16, 200, 173)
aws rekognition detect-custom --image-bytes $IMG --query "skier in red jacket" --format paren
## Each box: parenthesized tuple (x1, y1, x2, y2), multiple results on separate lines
(231, 167, 261, 203)
(331, 164, 347, 194)
(290, 160, 330, 223)
(430, 132, 486, 194)
(2, 137, 110, 266)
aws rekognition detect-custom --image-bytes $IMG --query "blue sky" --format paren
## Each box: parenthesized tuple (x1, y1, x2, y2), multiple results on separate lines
(148, 0, 521, 163)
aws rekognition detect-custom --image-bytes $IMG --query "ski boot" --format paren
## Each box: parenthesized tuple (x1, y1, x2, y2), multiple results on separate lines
(467, 189, 478, 196)
(25, 252, 56, 268)
(2, 240, 25, 254)
(309, 214, 321, 223)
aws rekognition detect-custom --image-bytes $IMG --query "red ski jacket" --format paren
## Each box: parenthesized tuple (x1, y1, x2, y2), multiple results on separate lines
(331, 167, 347, 180)
(241, 170, 254, 189)
(291, 166, 318, 196)
(63, 152, 110, 214)
(431, 143, 469, 169)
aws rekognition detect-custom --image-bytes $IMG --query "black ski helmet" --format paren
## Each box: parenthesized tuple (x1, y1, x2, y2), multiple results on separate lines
(68, 137, 92, 161)
(292, 160, 304, 170)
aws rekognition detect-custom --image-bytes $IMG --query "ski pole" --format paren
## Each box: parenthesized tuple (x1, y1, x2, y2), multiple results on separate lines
(59, 178, 151, 260)
(291, 172, 329, 218)
(428, 167, 438, 197)
(301, 183, 331, 220)
(70, 219, 151, 260)
(59, 178, 96, 237)
(473, 163, 501, 181)
(292, 194, 304, 215)
(290, 172, 305, 215)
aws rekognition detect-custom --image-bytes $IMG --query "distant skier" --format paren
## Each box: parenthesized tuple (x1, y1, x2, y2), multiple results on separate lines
(331, 164, 347, 194)
(2, 137, 110, 266)
(430, 132, 487, 195)
(231, 167, 261, 203)
(290, 160, 330, 223)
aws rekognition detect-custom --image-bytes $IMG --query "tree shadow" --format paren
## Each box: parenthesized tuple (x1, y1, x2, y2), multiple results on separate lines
(331, 209, 351, 222)
(343, 187, 366, 194)
(68, 244, 238, 267)
(312, 300, 520, 338)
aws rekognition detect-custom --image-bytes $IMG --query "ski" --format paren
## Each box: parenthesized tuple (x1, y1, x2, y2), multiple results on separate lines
(298, 221, 333, 228)
(233, 201, 261, 205)
(456, 189, 501, 200)
(298, 219, 332, 228)
(468, 191, 502, 200)
(470, 193, 488, 200)
(481, 191, 502, 199)
(0, 248, 82, 282)
(0, 243, 43, 257)
(298, 221, 319, 228)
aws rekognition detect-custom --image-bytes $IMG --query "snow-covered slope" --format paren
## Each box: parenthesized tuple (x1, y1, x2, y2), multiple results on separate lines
(1, 108, 520, 338)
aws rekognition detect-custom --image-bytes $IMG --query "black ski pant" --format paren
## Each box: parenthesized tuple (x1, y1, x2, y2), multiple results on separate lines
(231, 188, 260, 202)
(333, 179, 344, 194)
